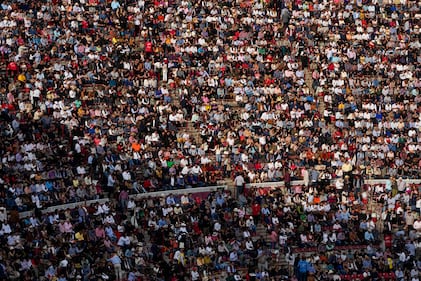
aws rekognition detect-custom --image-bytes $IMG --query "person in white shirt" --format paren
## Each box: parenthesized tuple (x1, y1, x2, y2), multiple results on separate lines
(413, 218, 421, 232)
(102, 203, 110, 214)
(117, 234, 131, 248)
(29, 216, 40, 227)
(245, 237, 254, 251)
(181, 165, 190, 176)
(127, 199, 136, 210)
(234, 172, 245, 195)
(104, 214, 115, 225)
(1, 222, 12, 235)
(76, 165, 86, 175)
(173, 248, 185, 266)
(180, 194, 189, 206)
(410, 267, 419, 280)
(214, 221, 221, 233)
(191, 267, 200, 281)
(122, 171, 132, 181)
(20, 258, 32, 271)
(229, 250, 239, 263)
(7, 234, 20, 246)
(190, 164, 202, 176)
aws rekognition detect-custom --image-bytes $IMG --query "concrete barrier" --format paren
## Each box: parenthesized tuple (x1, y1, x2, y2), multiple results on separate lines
(365, 179, 421, 185)
(245, 178, 421, 189)
(15, 178, 421, 219)
(129, 185, 229, 200)
(19, 198, 110, 219)
(18, 186, 229, 218)
(245, 180, 304, 189)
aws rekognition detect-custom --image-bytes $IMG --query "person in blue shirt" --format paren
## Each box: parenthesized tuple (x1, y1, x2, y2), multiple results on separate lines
(297, 257, 309, 281)
(359, 220, 368, 232)
(110, 0, 120, 10)
(216, 193, 225, 207)
(158, 216, 167, 228)
(307, 262, 316, 275)
(57, 274, 67, 281)
(395, 267, 404, 281)
(166, 194, 176, 206)
(107, 252, 123, 281)
(362, 255, 372, 270)
(364, 229, 375, 243)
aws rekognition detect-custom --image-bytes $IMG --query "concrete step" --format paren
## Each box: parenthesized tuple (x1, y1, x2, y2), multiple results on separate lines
(216, 98, 238, 107)
(217, 178, 234, 186)
(184, 121, 203, 144)
(304, 68, 325, 114)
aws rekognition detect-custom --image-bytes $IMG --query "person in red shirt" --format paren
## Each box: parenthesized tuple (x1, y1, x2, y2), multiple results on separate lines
(334, 129, 343, 141)
(145, 41, 153, 53)
(252, 201, 261, 225)
(254, 160, 262, 171)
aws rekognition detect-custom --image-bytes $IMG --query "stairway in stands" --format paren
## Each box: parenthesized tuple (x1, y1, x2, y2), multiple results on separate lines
(183, 121, 202, 146)
(304, 67, 327, 120)
(255, 223, 289, 268)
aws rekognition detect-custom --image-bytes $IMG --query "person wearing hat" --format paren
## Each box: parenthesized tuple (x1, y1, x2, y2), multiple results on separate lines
(174, 203, 183, 215)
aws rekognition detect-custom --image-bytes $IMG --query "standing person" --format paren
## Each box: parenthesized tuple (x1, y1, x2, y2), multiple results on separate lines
(173, 248, 186, 267)
(119, 189, 129, 211)
(107, 251, 123, 281)
(107, 171, 116, 193)
(234, 172, 245, 196)
(280, 7, 291, 30)
(286, 251, 296, 276)
(191, 266, 200, 281)
(252, 201, 261, 226)
(297, 256, 309, 281)
(284, 168, 292, 191)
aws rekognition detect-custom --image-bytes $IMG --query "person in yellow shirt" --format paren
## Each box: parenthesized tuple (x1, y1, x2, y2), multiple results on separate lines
(77, 107, 85, 118)
(75, 230, 84, 241)
(203, 254, 212, 265)
(18, 73, 26, 82)
(196, 255, 205, 268)
(342, 159, 353, 180)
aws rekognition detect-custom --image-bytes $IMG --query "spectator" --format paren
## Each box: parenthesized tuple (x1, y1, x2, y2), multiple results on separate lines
(107, 251, 123, 281)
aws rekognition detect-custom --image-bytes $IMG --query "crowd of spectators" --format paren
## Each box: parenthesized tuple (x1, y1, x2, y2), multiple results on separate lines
(0, 0, 421, 280)
(0, 0, 420, 210)
(0, 182, 420, 281)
